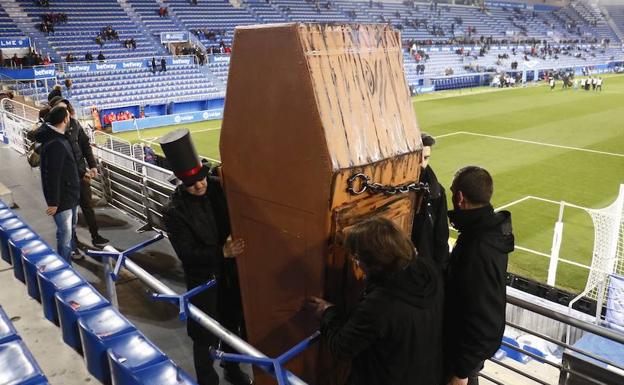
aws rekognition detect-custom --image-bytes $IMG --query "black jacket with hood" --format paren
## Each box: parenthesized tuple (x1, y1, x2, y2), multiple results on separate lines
(444, 205, 514, 379)
(411, 165, 450, 272)
(36, 124, 80, 212)
(321, 256, 444, 385)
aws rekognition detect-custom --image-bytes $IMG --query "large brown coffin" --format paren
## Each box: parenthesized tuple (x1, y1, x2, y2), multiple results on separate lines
(220, 23, 423, 384)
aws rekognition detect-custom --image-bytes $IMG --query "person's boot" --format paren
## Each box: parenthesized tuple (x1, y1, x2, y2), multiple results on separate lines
(92, 234, 109, 247)
(222, 363, 254, 385)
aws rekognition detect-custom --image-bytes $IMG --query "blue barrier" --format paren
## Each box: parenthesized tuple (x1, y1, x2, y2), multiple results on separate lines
(211, 331, 321, 385)
(0, 65, 56, 80)
(111, 108, 224, 132)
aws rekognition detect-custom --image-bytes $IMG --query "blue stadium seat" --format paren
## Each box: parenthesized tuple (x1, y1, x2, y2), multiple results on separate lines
(0, 217, 28, 264)
(107, 330, 168, 385)
(0, 306, 19, 345)
(37, 267, 85, 323)
(127, 359, 198, 385)
(0, 340, 48, 385)
(55, 284, 109, 351)
(77, 306, 137, 383)
(22, 252, 68, 301)
(9, 238, 50, 283)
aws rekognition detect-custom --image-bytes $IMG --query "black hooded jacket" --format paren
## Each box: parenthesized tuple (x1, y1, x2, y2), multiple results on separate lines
(321, 256, 444, 385)
(411, 165, 450, 272)
(36, 124, 80, 212)
(444, 205, 514, 378)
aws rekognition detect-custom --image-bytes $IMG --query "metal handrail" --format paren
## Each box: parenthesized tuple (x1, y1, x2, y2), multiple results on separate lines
(95, 241, 309, 385)
(506, 288, 624, 345)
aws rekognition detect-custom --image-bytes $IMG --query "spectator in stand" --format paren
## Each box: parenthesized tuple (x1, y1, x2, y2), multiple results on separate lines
(191, 0, 198, 4)
(48, 84, 62, 101)
(35, 106, 80, 262)
(85, 52, 93, 62)
(95, 35, 103, 47)
(65, 53, 74, 62)
(151, 57, 157, 74)
(64, 78, 72, 96)
(161, 57, 167, 72)
(97, 51, 105, 62)
(11, 53, 20, 67)
(43, 55, 52, 65)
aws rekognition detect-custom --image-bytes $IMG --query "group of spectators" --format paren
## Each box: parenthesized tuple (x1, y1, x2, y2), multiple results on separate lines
(29, 91, 111, 265)
(39, 12, 67, 33)
(151, 57, 168, 73)
(2, 50, 52, 67)
(96, 26, 119, 46)
(102, 110, 135, 125)
(190, 28, 227, 42)
(123, 38, 137, 50)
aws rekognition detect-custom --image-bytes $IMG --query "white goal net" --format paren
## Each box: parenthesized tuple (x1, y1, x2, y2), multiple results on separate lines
(583, 184, 624, 302)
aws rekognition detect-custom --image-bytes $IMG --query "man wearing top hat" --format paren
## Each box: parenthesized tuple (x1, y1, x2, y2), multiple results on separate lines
(411, 133, 450, 273)
(160, 129, 253, 385)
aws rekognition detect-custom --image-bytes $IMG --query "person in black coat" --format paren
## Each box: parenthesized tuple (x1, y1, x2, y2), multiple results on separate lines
(411, 133, 450, 272)
(37, 106, 80, 262)
(160, 57, 167, 72)
(47, 84, 62, 101)
(308, 216, 444, 385)
(160, 129, 252, 385)
(39, 98, 108, 247)
(444, 166, 514, 385)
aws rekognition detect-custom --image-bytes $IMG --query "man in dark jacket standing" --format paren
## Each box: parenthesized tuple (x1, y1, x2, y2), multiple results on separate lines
(48, 98, 108, 247)
(38, 106, 80, 262)
(411, 132, 450, 272)
(444, 166, 514, 385)
(160, 129, 252, 385)
(308, 217, 444, 385)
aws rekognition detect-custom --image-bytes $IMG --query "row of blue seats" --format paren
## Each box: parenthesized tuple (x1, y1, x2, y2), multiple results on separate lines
(0, 200, 198, 385)
(0, 305, 50, 385)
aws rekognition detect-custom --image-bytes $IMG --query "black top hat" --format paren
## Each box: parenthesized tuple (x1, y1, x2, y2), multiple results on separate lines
(159, 129, 208, 186)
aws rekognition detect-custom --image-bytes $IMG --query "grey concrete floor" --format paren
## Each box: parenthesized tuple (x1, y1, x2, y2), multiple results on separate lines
(0, 142, 247, 384)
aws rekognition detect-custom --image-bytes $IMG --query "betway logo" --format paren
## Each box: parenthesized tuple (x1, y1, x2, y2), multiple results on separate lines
(122, 61, 143, 69)
(96, 63, 117, 71)
(172, 58, 190, 65)
(68, 65, 90, 72)
(33, 67, 56, 77)
(178, 114, 195, 122)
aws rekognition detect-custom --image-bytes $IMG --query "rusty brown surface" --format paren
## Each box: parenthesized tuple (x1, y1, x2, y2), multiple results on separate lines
(220, 23, 422, 385)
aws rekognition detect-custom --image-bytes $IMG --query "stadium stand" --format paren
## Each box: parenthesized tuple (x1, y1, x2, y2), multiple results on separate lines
(58, 63, 222, 110)
(1, 0, 623, 111)
(0, 4, 23, 38)
(14, 0, 165, 61)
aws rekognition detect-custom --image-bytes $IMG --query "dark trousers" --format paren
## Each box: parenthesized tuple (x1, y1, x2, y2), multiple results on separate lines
(189, 263, 245, 384)
(79, 177, 99, 238)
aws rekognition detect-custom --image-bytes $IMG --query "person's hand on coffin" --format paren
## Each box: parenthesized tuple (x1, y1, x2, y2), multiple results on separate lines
(223, 236, 245, 258)
(306, 296, 334, 320)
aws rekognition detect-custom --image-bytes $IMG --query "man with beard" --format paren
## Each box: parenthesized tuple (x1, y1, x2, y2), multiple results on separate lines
(411, 133, 450, 272)
(443, 166, 514, 385)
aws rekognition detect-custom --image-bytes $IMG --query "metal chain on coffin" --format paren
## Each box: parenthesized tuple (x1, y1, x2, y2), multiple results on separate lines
(347, 173, 430, 196)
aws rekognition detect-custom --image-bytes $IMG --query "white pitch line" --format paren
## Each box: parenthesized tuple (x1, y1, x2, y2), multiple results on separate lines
(434, 132, 462, 139)
(495, 196, 532, 211)
(458, 131, 624, 158)
(528, 196, 590, 211)
(514, 245, 592, 271)
(191, 127, 221, 134)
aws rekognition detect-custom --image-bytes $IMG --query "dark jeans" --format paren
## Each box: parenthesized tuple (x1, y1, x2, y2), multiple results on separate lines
(79, 177, 99, 238)
(190, 262, 245, 384)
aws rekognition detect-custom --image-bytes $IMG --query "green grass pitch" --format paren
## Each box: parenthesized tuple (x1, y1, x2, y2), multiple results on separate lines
(114, 75, 624, 293)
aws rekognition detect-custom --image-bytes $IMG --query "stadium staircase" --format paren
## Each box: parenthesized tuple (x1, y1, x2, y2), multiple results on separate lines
(602, 3, 624, 42)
